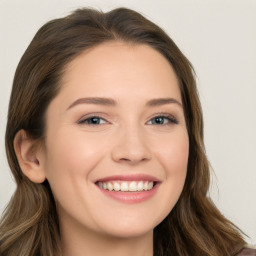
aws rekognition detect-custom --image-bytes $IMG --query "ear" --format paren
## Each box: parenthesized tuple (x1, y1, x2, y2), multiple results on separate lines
(13, 129, 46, 183)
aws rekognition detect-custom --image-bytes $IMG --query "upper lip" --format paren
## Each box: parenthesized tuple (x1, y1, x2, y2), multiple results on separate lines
(96, 174, 161, 183)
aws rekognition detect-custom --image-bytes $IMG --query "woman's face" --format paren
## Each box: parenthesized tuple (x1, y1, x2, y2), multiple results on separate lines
(41, 41, 189, 238)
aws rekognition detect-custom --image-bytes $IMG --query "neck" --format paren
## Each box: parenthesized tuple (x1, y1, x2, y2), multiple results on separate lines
(60, 216, 153, 256)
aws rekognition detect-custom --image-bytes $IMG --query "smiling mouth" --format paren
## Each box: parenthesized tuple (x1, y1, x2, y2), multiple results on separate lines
(96, 180, 156, 192)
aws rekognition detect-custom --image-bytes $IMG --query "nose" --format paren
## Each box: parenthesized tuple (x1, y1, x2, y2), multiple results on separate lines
(111, 125, 152, 164)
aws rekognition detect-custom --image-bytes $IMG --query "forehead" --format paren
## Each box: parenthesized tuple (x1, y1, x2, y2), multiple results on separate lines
(56, 41, 181, 105)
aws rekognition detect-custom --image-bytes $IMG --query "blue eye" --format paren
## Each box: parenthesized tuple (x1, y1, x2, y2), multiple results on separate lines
(78, 116, 107, 125)
(147, 116, 178, 125)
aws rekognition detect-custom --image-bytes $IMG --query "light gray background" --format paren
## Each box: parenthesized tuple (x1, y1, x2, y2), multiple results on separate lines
(0, 0, 255, 244)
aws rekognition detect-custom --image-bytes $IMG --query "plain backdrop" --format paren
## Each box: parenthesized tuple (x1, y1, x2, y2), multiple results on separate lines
(0, 0, 255, 244)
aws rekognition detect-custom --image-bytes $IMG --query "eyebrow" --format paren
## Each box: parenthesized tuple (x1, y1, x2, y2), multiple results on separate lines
(146, 98, 182, 107)
(67, 97, 116, 110)
(67, 97, 182, 110)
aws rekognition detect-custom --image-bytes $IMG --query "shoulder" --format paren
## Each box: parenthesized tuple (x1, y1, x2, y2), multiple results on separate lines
(237, 247, 256, 256)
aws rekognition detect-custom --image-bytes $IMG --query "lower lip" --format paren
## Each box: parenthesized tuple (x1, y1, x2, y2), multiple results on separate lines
(96, 183, 160, 203)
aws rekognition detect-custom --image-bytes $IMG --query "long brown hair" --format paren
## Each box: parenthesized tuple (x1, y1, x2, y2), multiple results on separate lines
(0, 7, 246, 256)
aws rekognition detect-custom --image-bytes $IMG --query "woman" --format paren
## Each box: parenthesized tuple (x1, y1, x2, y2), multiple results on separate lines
(0, 7, 254, 256)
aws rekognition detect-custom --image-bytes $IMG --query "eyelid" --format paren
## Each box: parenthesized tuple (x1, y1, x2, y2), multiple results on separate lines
(76, 112, 178, 125)
(146, 113, 178, 125)
(77, 114, 110, 125)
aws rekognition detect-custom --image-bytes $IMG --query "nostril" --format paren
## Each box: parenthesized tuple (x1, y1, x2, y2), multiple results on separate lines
(120, 158, 130, 161)
(118, 158, 150, 165)
(111, 138, 152, 163)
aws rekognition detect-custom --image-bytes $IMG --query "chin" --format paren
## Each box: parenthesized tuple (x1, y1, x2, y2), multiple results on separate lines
(95, 214, 162, 239)
(102, 225, 154, 239)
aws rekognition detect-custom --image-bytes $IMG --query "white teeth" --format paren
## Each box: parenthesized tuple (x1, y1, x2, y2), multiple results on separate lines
(107, 182, 113, 191)
(129, 181, 137, 191)
(98, 181, 155, 192)
(120, 182, 129, 191)
(137, 181, 144, 191)
(113, 182, 120, 191)
(148, 181, 154, 190)
(143, 181, 149, 191)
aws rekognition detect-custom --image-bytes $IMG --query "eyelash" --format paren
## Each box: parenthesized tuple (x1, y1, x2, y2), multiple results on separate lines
(78, 114, 178, 126)
(147, 114, 178, 125)
(78, 116, 108, 125)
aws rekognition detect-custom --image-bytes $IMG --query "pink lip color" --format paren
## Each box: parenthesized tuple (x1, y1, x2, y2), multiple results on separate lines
(96, 182, 160, 204)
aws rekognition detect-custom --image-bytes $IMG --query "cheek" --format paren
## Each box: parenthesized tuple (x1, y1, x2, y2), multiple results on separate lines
(152, 131, 189, 214)
(45, 130, 104, 175)
(154, 130, 189, 175)
(42, 130, 109, 227)
(166, 140, 189, 175)
(43, 130, 106, 202)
